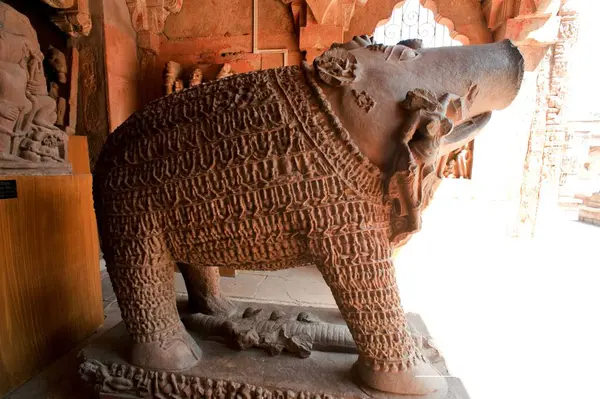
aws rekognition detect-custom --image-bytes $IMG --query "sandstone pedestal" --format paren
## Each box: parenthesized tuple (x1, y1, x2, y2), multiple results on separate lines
(78, 302, 469, 399)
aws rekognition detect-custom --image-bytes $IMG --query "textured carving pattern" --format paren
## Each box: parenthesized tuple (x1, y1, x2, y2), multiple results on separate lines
(80, 359, 343, 399)
(351, 89, 375, 113)
(93, 64, 421, 372)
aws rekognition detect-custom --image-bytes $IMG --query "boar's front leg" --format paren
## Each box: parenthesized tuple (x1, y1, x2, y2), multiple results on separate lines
(310, 229, 447, 395)
(177, 264, 236, 316)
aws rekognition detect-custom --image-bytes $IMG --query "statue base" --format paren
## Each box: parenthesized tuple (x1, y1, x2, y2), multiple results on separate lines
(0, 159, 72, 176)
(78, 302, 469, 399)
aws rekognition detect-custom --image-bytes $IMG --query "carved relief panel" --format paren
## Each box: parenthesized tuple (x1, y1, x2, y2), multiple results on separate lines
(0, 2, 74, 174)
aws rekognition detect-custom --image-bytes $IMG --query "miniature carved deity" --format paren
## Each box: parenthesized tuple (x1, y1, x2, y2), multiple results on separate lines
(216, 62, 234, 79)
(163, 61, 182, 95)
(92, 35, 524, 395)
(0, 3, 70, 175)
(443, 143, 472, 179)
(174, 78, 184, 92)
(44, 45, 68, 128)
(189, 66, 203, 87)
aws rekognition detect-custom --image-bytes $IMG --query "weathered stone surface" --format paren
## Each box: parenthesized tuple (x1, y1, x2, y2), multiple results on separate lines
(93, 37, 523, 395)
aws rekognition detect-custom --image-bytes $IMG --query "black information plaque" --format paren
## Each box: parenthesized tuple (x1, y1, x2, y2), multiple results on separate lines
(0, 180, 17, 199)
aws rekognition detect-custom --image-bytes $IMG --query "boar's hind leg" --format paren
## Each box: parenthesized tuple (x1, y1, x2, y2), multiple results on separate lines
(310, 230, 447, 395)
(177, 264, 236, 316)
(107, 237, 202, 370)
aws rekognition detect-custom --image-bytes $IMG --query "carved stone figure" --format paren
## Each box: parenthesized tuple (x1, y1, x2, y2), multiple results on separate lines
(174, 78, 184, 92)
(163, 61, 182, 95)
(44, 45, 68, 128)
(189, 66, 203, 87)
(93, 35, 524, 395)
(0, 3, 70, 175)
(216, 62, 234, 79)
(443, 143, 472, 179)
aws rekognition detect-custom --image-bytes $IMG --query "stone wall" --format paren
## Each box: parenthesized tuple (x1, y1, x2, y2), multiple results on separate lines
(132, 0, 496, 105)
(104, 0, 141, 132)
(148, 0, 302, 103)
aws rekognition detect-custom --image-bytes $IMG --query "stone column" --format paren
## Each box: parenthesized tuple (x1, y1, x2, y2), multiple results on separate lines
(75, 0, 110, 170)
(542, 0, 580, 194)
(514, 0, 579, 237)
(515, 50, 553, 237)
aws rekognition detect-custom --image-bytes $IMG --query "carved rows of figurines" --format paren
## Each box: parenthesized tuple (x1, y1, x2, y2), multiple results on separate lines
(80, 359, 342, 399)
(93, 65, 422, 371)
(164, 61, 236, 95)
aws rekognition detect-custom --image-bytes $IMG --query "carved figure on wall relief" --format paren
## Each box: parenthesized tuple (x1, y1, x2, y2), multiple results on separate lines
(216, 63, 234, 79)
(189, 66, 203, 87)
(163, 61, 182, 95)
(92, 34, 524, 395)
(0, 3, 71, 175)
(44, 45, 69, 130)
(442, 143, 473, 179)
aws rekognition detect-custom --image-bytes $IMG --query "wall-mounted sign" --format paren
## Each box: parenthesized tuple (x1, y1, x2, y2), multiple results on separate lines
(0, 180, 17, 199)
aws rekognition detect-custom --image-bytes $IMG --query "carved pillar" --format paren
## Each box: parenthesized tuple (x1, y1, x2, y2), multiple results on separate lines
(514, 0, 579, 237)
(75, 0, 110, 169)
(543, 1, 579, 191)
(515, 50, 553, 237)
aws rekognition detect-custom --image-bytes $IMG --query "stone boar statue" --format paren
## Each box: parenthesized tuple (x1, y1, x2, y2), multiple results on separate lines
(93, 36, 524, 395)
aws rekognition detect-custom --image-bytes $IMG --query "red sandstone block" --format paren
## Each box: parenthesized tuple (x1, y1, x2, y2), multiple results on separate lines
(104, 23, 138, 80)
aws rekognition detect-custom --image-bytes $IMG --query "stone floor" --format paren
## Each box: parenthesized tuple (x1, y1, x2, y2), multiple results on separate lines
(180, 266, 338, 308)
(6, 183, 600, 399)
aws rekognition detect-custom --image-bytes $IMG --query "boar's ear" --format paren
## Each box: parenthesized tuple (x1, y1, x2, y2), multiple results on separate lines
(313, 48, 358, 87)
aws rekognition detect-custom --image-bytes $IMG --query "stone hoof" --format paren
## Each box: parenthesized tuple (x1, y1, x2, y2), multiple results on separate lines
(130, 328, 202, 371)
(356, 357, 448, 396)
(189, 295, 237, 317)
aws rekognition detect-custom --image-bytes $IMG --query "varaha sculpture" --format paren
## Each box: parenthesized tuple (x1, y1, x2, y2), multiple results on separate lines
(93, 35, 524, 395)
(0, 3, 71, 175)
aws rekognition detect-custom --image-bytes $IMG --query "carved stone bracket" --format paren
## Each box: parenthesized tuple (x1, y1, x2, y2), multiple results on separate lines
(126, 0, 183, 35)
(483, 0, 563, 47)
(40, 0, 91, 37)
(281, 0, 366, 61)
